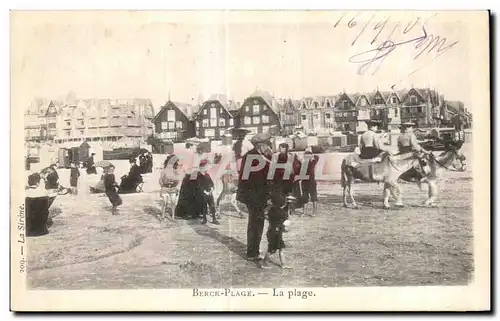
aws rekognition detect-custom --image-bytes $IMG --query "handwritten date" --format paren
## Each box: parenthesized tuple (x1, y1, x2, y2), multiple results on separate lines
(335, 13, 459, 78)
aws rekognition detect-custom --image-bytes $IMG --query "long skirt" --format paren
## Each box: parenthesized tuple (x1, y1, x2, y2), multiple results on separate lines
(175, 174, 204, 219)
(105, 189, 122, 207)
(25, 196, 56, 237)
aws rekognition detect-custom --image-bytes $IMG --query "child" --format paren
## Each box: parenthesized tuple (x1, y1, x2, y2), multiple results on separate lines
(69, 163, 80, 195)
(259, 183, 291, 269)
(196, 159, 219, 225)
(103, 165, 122, 214)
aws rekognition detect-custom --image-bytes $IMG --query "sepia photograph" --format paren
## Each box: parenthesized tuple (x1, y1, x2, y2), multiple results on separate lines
(10, 9, 490, 311)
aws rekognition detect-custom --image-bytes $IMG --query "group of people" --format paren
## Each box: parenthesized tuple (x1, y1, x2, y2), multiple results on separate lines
(358, 119, 429, 182)
(139, 151, 154, 174)
(158, 143, 220, 224)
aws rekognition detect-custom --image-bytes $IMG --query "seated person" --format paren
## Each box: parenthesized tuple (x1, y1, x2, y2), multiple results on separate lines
(119, 158, 143, 193)
(159, 155, 182, 206)
(358, 120, 388, 160)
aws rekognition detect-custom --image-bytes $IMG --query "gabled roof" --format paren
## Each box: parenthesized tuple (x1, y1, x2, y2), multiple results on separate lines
(201, 94, 240, 117)
(247, 90, 281, 114)
(152, 100, 199, 122)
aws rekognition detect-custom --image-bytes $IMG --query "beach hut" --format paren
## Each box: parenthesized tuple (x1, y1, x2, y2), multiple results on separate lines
(331, 132, 347, 147)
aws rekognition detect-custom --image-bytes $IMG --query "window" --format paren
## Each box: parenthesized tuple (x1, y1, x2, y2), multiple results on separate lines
(416, 106, 423, 113)
(262, 115, 270, 123)
(176, 121, 183, 129)
(313, 113, 320, 120)
(326, 101, 331, 108)
(391, 96, 398, 104)
(252, 104, 260, 114)
(168, 121, 175, 129)
(343, 112, 348, 117)
(405, 107, 410, 113)
(49, 123, 56, 128)
(203, 109, 208, 115)
(202, 119, 209, 127)
(395, 108, 398, 116)
(244, 116, 251, 125)
(409, 95, 418, 105)
(325, 113, 331, 119)
(66, 121, 71, 126)
(246, 105, 250, 112)
(196, 121, 201, 128)
(167, 110, 175, 120)
(79, 120, 84, 126)
(210, 119, 217, 127)
(360, 97, 367, 106)
(313, 102, 319, 108)
(343, 101, 349, 109)
(210, 107, 217, 118)
(219, 118, 226, 126)
(262, 105, 267, 111)
(301, 114, 307, 121)
(204, 128, 215, 137)
(229, 118, 234, 126)
(253, 116, 261, 124)
(374, 96, 384, 105)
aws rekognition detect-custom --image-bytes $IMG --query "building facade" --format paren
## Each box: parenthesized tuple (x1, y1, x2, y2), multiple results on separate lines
(152, 101, 197, 142)
(194, 94, 239, 139)
(236, 90, 281, 135)
(24, 95, 155, 147)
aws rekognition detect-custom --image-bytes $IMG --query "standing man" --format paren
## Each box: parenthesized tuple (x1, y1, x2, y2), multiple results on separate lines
(237, 133, 273, 261)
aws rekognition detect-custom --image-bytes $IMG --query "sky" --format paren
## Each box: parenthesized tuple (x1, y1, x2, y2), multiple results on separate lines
(11, 11, 487, 114)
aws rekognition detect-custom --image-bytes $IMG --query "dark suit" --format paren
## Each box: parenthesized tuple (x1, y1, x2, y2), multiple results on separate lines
(237, 148, 270, 258)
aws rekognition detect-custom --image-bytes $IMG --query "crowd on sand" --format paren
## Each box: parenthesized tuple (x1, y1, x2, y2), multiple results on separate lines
(24, 120, 428, 269)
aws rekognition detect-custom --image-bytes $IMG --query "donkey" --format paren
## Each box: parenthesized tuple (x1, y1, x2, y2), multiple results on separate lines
(340, 151, 428, 209)
(401, 140, 467, 206)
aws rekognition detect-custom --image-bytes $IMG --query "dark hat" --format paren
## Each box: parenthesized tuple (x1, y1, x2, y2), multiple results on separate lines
(250, 132, 272, 146)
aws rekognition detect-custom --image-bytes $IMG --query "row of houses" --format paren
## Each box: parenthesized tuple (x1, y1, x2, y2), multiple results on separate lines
(24, 88, 472, 148)
(24, 92, 155, 148)
(152, 88, 473, 142)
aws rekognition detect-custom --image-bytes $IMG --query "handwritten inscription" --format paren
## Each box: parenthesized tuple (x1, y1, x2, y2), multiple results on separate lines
(334, 13, 460, 78)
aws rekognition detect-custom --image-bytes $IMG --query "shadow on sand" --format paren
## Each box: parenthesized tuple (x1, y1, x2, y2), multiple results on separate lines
(187, 221, 247, 260)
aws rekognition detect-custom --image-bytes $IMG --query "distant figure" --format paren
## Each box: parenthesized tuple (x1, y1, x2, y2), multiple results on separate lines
(86, 153, 97, 175)
(69, 163, 80, 195)
(104, 165, 122, 214)
(139, 153, 147, 174)
(146, 152, 153, 173)
(25, 173, 56, 237)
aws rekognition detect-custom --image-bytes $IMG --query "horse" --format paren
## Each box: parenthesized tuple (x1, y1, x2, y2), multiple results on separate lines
(403, 140, 467, 206)
(216, 171, 244, 218)
(340, 151, 428, 209)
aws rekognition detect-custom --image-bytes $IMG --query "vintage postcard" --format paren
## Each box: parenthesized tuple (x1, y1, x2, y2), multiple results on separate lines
(10, 10, 490, 311)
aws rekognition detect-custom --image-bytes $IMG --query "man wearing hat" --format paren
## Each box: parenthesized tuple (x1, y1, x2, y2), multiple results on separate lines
(358, 120, 388, 159)
(237, 132, 273, 261)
